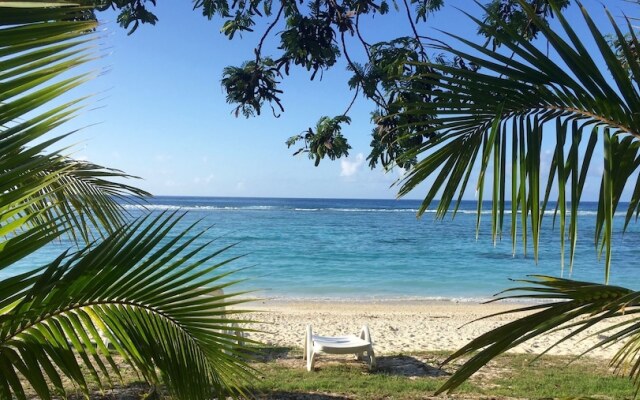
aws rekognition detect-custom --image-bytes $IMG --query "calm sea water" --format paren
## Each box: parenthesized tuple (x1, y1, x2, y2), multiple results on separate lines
(6, 196, 640, 301)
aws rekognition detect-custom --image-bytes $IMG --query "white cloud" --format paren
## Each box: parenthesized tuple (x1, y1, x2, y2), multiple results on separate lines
(340, 153, 365, 177)
(193, 174, 215, 185)
(155, 153, 173, 162)
(395, 166, 407, 178)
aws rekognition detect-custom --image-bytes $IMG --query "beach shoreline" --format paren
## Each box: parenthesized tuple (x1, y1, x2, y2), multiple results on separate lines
(240, 299, 622, 359)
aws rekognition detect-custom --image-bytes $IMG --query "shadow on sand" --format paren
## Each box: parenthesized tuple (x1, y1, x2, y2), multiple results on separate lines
(254, 347, 449, 378)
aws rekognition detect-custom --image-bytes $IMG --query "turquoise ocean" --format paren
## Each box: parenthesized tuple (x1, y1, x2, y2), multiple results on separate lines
(7, 196, 640, 301)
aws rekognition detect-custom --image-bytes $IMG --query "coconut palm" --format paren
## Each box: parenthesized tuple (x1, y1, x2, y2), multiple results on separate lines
(1, 2, 255, 399)
(391, 0, 640, 394)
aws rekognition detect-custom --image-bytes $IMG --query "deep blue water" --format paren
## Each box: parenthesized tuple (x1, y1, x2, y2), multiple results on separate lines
(6, 196, 640, 300)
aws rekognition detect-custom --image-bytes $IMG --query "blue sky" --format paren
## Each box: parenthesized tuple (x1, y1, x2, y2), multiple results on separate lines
(67, 0, 637, 200)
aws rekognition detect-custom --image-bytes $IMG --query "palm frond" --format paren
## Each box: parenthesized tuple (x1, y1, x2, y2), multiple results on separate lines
(393, 0, 640, 395)
(0, 3, 262, 399)
(0, 2, 149, 247)
(436, 275, 640, 394)
(397, 1, 640, 281)
(0, 212, 257, 399)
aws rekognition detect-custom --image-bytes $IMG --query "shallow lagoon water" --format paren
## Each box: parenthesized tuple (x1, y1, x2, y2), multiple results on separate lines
(7, 197, 640, 301)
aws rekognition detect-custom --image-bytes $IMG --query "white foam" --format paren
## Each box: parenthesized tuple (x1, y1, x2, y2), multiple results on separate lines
(121, 203, 624, 217)
(255, 293, 552, 304)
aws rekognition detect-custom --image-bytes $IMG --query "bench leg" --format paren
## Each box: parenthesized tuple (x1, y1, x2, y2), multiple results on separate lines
(307, 351, 316, 371)
(304, 325, 312, 364)
(360, 325, 376, 369)
(368, 345, 376, 369)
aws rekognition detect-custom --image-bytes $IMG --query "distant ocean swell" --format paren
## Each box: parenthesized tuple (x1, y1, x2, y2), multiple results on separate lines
(121, 203, 625, 217)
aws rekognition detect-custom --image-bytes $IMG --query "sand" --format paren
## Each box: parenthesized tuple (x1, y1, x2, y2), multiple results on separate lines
(240, 299, 626, 359)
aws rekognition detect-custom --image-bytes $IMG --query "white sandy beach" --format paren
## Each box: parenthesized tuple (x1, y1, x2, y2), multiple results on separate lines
(242, 300, 625, 359)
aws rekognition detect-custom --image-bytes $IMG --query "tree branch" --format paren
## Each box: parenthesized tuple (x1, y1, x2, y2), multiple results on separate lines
(342, 86, 360, 117)
(355, 12, 371, 59)
(255, 0, 285, 62)
(401, 0, 426, 61)
(340, 31, 388, 109)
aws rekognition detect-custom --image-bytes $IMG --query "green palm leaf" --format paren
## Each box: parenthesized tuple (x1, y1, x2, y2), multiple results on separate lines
(436, 275, 640, 394)
(1, 3, 260, 399)
(0, 212, 257, 399)
(0, 2, 149, 248)
(398, 1, 640, 281)
(388, 0, 640, 395)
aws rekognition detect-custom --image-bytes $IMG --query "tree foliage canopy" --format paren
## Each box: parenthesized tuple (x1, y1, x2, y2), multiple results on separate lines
(99, 0, 570, 169)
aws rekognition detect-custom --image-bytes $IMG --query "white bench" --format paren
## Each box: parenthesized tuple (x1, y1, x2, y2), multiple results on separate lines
(303, 325, 376, 371)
